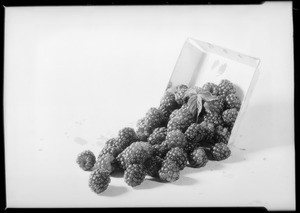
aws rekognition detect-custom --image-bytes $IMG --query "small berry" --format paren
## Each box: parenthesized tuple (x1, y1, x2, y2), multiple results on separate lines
(124, 164, 146, 187)
(188, 148, 208, 168)
(158, 159, 180, 182)
(225, 94, 241, 110)
(76, 150, 96, 171)
(222, 108, 238, 126)
(148, 127, 167, 145)
(165, 130, 187, 149)
(218, 79, 236, 97)
(164, 147, 187, 170)
(88, 169, 111, 194)
(206, 142, 231, 161)
(174, 84, 189, 105)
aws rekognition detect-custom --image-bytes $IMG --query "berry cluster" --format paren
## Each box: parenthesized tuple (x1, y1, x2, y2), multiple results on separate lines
(76, 79, 240, 194)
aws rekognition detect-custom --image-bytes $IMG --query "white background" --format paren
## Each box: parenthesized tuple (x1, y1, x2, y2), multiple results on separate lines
(4, 2, 295, 210)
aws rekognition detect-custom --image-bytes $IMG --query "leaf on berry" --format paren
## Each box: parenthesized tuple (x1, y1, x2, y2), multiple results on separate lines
(187, 95, 198, 115)
(196, 94, 203, 118)
(199, 90, 219, 102)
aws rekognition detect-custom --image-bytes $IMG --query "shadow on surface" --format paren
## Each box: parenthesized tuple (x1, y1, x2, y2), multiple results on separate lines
(100, 185, 128, 197)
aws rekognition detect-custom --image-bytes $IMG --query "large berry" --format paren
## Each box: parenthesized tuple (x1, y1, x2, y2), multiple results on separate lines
(214, 125, 231, 144)
(165, 147, 187, 170)
(203, 112, 224, 126)
(165, 130, 187, 149)
(218, 79, 236, 97)
(117, 127, 138, 150)
(148, 127, 167, 145)
(140, 107, 167, 135)
(199, 121, 215, 142)
(222, 108, 238, 126)
(124, 164, 146, 187)
(174, 84, 189, 105)
(116, 142, 153, 170)
(188, 147, 208, 168)
(167, 104, 195, 132)
(158, 91, 179, 118)
(206, 142, 231, 161)
(88, 169, 111, 194)
(95, 153, 116, 174)
(184, 123, 203, 142)
(225, 94, 241, 110)
(202, 82, 219, 96)
(144, 156, 163, 178)
(76, 150, 96, 171)
(158, 159, 180, 182)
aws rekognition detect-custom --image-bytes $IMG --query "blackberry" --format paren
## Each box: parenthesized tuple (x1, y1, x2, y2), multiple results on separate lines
(142, 107, 167, 135)
(88, 169, 111, 194)
(98, 143, 123, 159)
(158, 159, 180, 182)
(144, 156, 163, 178)
(199, 121, 215, 142)
(158, 91, 179, 118)
(148, 127, 167, 145)
(164, 147, 187, 170)
(203, 112, 224, 126)
(95, 153, 116, 174)
(76, 150, 96, 171)
(174, 84, 189, 105)
(222, 108, 238, 126)
(202, 82, 219, 96)
(206, 142, 231, 161)
(167, 117, 184, 132)
(169, 109, 179, 121)
(167, 104, 195, 132)
(165, 130, 187, 149)
(124, 164, 146, 187)
(225, 94, 241, 110)
(117, 127, 138, 150)
(152, 142, 170, 158)
(214, 125, 231, 144)
(185, 123, 203, 142)
(105, 138, 118, 147)
(188, 147, 208, 168)
(203, 97, 225, 114)
(116, 142, 153, 170)
(183, 141, 201, 154)
(218, 79, 236, 97)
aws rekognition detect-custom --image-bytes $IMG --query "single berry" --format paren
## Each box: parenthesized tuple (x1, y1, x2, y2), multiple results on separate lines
(158, 91, 179, 118)
(164, 147, 187, 170)
(144, 156, 164, 178)
(94, 153, 116, 174)
(225, 94, 241, 110)
(76, 150, 96, 171)
(203, 112, 224, 126)
(174, 84, 189, 105)
(117, 127, 138, 150)
(167, 104, 195, 132)
(199, 121, 216, 142)
(165, 130, 187, 149)
(141, 107, 167, 135)
(203, 97, 225, 114)
(124, 164, 146, 187)
(88, 169, 111, 194)
(158, 159, 180, 182)
(188, 147, 208, 168)
(214, 125, 231, 144)
(222, 108, 238, 126)
(148, 127, 167, 145)
(202, 82, 219, 96)
(98, 144, 123, 158)
(218, 79, 236, 97)
(206, 142, 231, 161)
(116, 142, 153, 170)
(185, 123, 204, 143)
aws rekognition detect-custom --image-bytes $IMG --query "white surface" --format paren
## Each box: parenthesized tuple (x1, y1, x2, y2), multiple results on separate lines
(4, 2, 295, 210)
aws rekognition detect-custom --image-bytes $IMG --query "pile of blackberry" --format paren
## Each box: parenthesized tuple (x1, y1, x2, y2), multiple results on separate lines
(76, 79, 240, 194)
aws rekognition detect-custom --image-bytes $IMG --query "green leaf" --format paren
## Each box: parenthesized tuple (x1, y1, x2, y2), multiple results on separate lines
(196, 94, 203, 118)
(184, 87, 197, 99)
(187, 95, 198, 115)
(199, 90, 219, 102)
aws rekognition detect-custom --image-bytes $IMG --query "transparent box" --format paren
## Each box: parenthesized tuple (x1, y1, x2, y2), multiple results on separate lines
(167, 38, 260, 145)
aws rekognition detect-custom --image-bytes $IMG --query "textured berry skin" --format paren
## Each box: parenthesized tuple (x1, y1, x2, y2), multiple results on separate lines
(165, 130, 187, 149)
(185, 123, 203, 142)
(188, 148, 208, 168)
(203, 97, 225, 114)
(95, 153, 116, 173)
(148, 127, 167, 145)
(183, 142, 201, 154)
(116, 142, 153, 170)
(199, 121, 216, 142)
(159, 159, 180, 182)
(98, 144, 122, 158)
(214, 125, 231, 145)
(144, 156, 163, 178)
(207, 142, 231, 161)
(174, 84, 189, 105)
(202, 82, 219, 96)
(167, 104, 195, 132)
(76, 150, 96, 171)
(117, 127, 138, 150)
(88, 169, 111, 194)
(105, 138, 118, 147)
(152, 142, 170, 159)
(218, 79, 236, 97)
(225, 94, 241, 110)
(204, 112, 224, 126)
(124, 164, 146, 187)
(158, 92, 179, 118)
(165, 147, 187, 170)
(222, 108, 238, 126)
